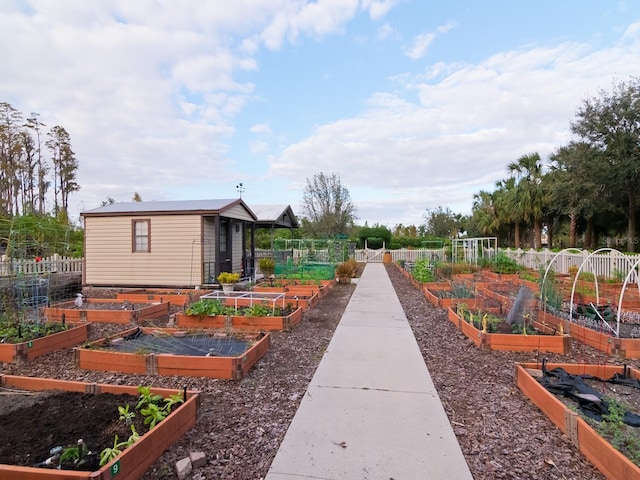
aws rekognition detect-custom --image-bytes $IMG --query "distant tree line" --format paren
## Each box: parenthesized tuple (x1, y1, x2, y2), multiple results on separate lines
(0, 102, 79, 221)
(466, 76, 640, 252)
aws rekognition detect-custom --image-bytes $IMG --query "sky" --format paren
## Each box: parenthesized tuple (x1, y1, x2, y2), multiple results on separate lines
(2, 1, 640, 229)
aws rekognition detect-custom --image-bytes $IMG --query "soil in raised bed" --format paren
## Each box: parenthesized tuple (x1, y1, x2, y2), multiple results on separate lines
(0, 389, 147, 471)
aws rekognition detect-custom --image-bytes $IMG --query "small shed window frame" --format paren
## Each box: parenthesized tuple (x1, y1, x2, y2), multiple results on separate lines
(132, 219, 151, 253)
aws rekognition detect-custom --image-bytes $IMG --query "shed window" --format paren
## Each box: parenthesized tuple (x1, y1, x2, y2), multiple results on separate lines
(219, 219, 227, 253)
(132, 219, 150, 253)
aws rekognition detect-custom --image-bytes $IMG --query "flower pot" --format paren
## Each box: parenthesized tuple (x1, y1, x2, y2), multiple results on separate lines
(222, 283, 235, 293)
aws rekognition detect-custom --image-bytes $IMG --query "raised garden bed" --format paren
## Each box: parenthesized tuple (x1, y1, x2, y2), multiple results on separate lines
(116, 288, 213, 306)
(423, 282, 476, 308)
(76, 327, 270, 379)
(0, 375, 199, 480)
(43, 299, 169, 324)
(448, 307, 571, 354)
(516, 362, 640, 479)
(536, 308, 640, 358)
(0, 322, 90, 364)
(175, 306, 303, 331)
(179, 296, 303, 331)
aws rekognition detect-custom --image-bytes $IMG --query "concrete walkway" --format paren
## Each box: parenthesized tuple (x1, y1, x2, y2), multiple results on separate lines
(265, 263, 473, 480)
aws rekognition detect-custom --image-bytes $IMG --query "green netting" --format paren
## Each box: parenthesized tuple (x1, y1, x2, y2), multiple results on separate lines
(270, 238, 352, 280)
(274, 259, 336, 280)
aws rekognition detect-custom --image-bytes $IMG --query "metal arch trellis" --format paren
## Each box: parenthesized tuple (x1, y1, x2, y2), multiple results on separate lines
(542, 247, 640, 338)
(569, 248, 640, 339)
(541, 248, 588, 308)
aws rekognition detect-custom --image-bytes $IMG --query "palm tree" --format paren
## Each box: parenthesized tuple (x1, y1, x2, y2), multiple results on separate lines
(508, 153, 545, 249)
(494, 177, 521, 248)
(471, 190, 500, 236)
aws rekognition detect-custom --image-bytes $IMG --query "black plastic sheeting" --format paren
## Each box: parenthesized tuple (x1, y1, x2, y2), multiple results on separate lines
(538, 360, 640, 427)
(108, 327, 251, 357)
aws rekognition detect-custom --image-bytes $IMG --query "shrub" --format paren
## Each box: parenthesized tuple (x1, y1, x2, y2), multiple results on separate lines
(491, 253, 521, 274)
(217, 272, 240, 284)
(335, 259, 357, 283)
(259, 257, 275, 277)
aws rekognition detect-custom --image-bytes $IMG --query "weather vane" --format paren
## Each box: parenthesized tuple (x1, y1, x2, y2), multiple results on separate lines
(236, 182, 245, 198)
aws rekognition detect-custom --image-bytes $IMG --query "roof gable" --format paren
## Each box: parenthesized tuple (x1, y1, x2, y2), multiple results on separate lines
(250, 204, 299, 228)
(81, 199, 257, 220)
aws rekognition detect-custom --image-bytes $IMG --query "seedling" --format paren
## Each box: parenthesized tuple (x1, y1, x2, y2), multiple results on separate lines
(118, 404, 136, 425)
(163, 392, 185, 413)
(141, 402, 167, 429)
(99, 435, 122, 466)
(136, 385, 163, 410)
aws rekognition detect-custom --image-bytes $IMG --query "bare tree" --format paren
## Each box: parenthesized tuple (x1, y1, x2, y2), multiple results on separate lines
(300, 172, 357, 237)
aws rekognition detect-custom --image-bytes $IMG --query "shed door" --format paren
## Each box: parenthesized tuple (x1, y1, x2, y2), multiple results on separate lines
(219, 218, 232, 273)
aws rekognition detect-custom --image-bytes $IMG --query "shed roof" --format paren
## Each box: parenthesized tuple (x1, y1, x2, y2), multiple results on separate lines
(250, 204, 299, 228)
(81, 198, 257, 220)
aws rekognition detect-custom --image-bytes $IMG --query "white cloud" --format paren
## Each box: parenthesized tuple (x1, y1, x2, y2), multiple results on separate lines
(2, 2, 639, 229)
(250, 123, 273, 134)
(250, 140, 270, 154)
(361, 0, 399, 20)
(404, 22, 456, 60)
(377, 22, 396, 41)
(269, 27, 640, 225)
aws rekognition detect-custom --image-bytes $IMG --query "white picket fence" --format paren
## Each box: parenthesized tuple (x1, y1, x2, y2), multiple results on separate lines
(353, 248, 447, 263)
(500, 248, 640, 278)
(3, 247, 635, 280)
(0, 254, 82, 276)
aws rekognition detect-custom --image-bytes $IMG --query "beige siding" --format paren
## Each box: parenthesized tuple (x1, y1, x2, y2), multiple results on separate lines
(224, 204, 254, 221)
(84, 215, 203, 286)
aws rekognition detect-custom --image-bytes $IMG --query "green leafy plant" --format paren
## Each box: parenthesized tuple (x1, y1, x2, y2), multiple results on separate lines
(185, 299, 235, 317)
(99, 435, 122, 466)
(140, 402, 167, 429)
(490, 253, 521, 274)
(136, 385, 163, 410)
(539, 268, 563, 310)
(163, 392, 185, 413)
(412, 258, 435, 283)
(243, 304, 273, 316)
(519, 270, 538, 282)
(100, 386, 181, 467)
(99, 425, 140, 467)
(118, 404, 136, 425)
(457, 308, 502, 332)
(0, 321, 68, 343)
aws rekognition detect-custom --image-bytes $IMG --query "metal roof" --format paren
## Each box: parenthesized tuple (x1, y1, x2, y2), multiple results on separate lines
(250, 204, 299, 228)
(81, 198, 255, 218)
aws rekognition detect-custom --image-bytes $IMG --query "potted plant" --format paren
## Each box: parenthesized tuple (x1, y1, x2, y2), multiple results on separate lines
(217, 272, 240, 292)
(259, 257, 276, 286)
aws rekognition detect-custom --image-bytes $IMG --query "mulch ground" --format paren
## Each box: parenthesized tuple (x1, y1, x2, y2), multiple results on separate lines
(2, 263, 636, 479)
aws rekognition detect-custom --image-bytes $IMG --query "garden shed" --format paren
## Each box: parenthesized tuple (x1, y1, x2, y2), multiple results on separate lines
(251, 204, 299, 239)
(81, 199, 257, 288)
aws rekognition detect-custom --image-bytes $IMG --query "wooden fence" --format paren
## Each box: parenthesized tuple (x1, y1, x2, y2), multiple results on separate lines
(0, 254, 82, 276)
